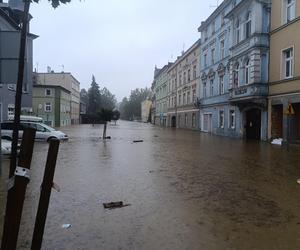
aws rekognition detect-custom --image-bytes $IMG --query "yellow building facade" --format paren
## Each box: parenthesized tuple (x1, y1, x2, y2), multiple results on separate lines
(268, 0, 300, 141)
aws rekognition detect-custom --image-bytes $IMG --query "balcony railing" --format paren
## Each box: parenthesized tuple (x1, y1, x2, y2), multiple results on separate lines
(229, 83, 268, 102)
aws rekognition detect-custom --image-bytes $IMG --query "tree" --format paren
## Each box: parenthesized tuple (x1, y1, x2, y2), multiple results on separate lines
(97, 109, 114, 139)
(33, 0, 71, 8)
(119, 88, 152, 120)
(100, 87, 117, 110)
(112, 110, 120, 125)
(87, 75, 101, 115)
(80, 88, 88, 105)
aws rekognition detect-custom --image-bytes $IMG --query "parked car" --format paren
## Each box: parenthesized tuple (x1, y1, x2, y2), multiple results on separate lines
(1, 121, 68, 142)
(7, 115, 43, 123)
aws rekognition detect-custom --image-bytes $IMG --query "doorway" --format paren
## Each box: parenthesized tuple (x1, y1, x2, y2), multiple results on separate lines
(203, 114, 212, 133)
(246, 108, 261, 140)
(171, 116, 176, 128)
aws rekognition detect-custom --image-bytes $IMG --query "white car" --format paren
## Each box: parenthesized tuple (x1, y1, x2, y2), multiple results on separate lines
(1, 139, 12, 155)
(1, 121, 68, 142)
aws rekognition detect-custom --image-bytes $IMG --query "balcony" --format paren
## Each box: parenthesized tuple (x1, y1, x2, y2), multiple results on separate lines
(229, 83, 268, 104)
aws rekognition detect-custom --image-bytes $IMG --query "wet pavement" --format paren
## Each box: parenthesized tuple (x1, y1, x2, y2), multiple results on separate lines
(1, 121, 300, 249)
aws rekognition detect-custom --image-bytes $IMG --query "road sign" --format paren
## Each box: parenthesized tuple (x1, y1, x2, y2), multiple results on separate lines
(285, 104, 295, 115)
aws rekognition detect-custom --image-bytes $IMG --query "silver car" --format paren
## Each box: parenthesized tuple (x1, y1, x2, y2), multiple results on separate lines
(1, 121, 68, 142)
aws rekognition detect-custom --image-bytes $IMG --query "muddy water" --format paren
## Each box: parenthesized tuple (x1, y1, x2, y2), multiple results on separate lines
(1, 121, 300, 249)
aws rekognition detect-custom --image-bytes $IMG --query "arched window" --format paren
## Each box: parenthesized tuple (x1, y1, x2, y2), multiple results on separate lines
(245, 59, 250, 84)
(236, 19, 240, 44)
(233, 63, 239, 87)
(245, 12, 252, 39)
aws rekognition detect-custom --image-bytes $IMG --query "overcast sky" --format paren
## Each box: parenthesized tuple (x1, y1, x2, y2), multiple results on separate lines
(30, 0, 216, 101)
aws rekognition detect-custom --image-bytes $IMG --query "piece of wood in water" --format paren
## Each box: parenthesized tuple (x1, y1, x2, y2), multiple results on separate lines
(133, 140, 143, 143)
(103, 201, 131, 209)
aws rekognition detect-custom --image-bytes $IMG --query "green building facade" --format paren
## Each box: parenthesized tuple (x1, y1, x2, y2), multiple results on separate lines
(32, 85, 71, 127)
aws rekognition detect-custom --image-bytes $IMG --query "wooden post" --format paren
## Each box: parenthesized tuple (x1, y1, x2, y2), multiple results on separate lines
(31, 139, 60, 250)
(1, 128, 36, 250)
(1, 1, 31, 249)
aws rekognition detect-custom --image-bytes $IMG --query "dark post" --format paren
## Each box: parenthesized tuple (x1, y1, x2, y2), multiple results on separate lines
(1, 128, 36, 250)
(1, 1, 31, 249)
(31, 139, 60, 250)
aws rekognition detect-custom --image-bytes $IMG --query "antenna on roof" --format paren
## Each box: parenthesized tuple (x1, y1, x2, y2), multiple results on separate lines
(209, 0, 220, 8)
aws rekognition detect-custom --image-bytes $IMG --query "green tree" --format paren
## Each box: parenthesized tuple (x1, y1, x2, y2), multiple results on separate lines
(120, 88, 152, 120)
(33, 0, 71, 8)
(87, 75, 101, 115)
(112, 110, 120, 125)
(97, 109, 114, 139)
(100, 87, 117, 110)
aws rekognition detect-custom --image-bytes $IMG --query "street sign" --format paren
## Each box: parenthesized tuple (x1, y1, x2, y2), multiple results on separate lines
(285, 104, 295, 115)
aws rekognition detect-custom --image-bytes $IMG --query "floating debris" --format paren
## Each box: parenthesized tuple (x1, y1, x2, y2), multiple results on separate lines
(103, 201, 131, 209)
(62, 224, 71, 229)
(133, 140, 143, 143)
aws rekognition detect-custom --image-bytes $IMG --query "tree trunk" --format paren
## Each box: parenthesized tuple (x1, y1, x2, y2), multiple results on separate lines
(103, 122, 107, 139)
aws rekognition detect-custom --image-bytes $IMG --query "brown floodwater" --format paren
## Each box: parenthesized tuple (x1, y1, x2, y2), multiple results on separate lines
(1, 121, 300, 249)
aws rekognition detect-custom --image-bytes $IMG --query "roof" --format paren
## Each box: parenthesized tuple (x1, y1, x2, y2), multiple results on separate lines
(33, 84, 71, 93)
(167, 38, 201, 72)
(198, 0, 232, 32)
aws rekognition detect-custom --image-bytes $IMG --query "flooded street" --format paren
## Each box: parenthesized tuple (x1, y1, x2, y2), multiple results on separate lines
(1, 121, 300, 249)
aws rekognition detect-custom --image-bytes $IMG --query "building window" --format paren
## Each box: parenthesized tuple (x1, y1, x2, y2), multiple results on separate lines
(221, 11, 225, 27)
(183, 72, 187, 84)
(45, 102, 52, 112)
(245, 59, 251, 84)
(236, 19, 240, 44)
(229, 110, 235, 129)
(210, 79, 214, 96)
(286, 0, 295, 23)
(183, 93, 186, 105)
(233, 63, 240, 87)
(179, 74, 182, 85)
(283, 47, 294, 79)
(8, 104, 15, 116)
(219, 110, 224, 128)
(192, 89, 196, 102)
(192, 113, 196, 128)
(211, 21, 215, 35)
(211, 48, 215, 65)
(45, 89, 52, 96)
(187, 91, 190, 104)
(188, 69, 191, 82)
(203, 82, 207, 98)
(204, 53, 207, 67)
(179, 94, 182, 105)
(220, 40, 225, 60)
(185, 114, 188, 126)
(245, 12, 252, 39)
(193, 65, 197, 79)
(203, 28, 208, 41)
(219, 76, 224, 95)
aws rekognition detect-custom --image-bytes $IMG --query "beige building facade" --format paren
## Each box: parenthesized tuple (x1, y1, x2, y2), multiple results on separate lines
(268, 0, 300, 141)
(167, 39, 201, 130)
(34, 72, 81, 125)
(141, 100, 152, 123)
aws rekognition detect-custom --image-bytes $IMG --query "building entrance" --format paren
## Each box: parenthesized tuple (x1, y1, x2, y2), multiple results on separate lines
(246, 108, 261, 140)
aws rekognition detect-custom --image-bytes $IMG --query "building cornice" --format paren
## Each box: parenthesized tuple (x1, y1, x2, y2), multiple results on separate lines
(269, 76, 300, 86)
(270, 16, 300, 35)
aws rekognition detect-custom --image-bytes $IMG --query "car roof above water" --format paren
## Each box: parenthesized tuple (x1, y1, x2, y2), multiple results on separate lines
(7, 115, 43, 123)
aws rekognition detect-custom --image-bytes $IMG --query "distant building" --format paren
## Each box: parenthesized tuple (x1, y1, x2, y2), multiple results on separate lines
(268, 0, 300, 141)
(141, 100, 152, 123)
(167, 39, 201, 130)
(33, 71, 81, 125)
(154, 63, 173, 126)
(32, 84, 71, 127)
(0, 1, 38, 122)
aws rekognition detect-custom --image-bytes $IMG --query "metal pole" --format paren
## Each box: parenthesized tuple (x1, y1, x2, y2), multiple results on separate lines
(31, 139, 60, 250)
